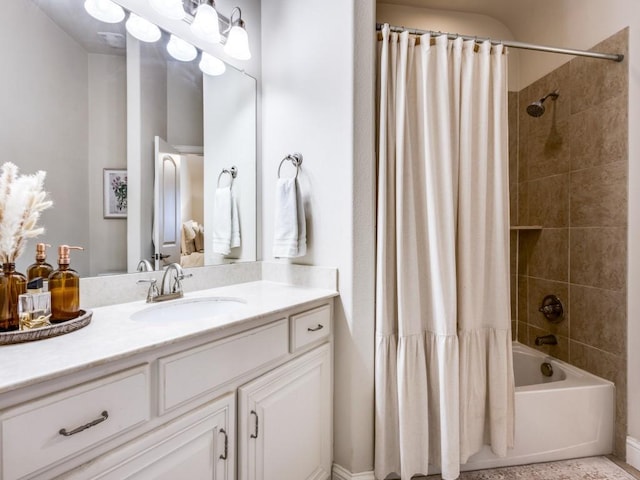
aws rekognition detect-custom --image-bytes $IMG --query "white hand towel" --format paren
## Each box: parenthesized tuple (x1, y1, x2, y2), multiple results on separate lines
(212, 186, 232, 255)
(231, 187, 241, 249)
(273, 178, 306, 258)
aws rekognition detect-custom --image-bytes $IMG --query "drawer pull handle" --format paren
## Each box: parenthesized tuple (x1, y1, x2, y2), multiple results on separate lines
(307, 324, 324, 332)
(250, 410, 259, 439)
(219, 428, 228, 460)
(59, 410, 109, 437)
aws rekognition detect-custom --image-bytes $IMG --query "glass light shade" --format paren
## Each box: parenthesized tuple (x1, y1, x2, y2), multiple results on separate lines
(84, 0, 125, 23)
(224, 25, 251, 60)
(190, 4, 221, 43)
(149, 0, 185, 20)
(126, 14, 161, 43)
(167, 35, 197, 62)
(199, 52, 226, 76)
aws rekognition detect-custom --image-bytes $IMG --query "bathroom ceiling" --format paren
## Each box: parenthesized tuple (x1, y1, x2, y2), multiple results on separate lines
(379, 0, 532, 34)
(32, 0, 126, 54)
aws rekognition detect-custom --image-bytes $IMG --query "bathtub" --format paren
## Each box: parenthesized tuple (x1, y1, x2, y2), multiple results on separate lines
(462, 342, 615, 471)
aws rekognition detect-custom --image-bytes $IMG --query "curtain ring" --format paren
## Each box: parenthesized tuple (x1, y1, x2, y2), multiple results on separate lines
(277, 153, 303, 179)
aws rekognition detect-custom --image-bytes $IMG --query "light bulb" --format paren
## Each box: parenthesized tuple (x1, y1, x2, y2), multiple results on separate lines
(191, 4, 221, 44)
(126, 14, 161, 43)
(199, 52, 226, 76)
(167, 35, 197, 62)
(224, 25, 251, 60)
(84, 0, 125, 23)
(149, 0, 185, 20)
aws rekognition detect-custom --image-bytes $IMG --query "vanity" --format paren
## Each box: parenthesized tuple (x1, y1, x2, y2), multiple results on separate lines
(0, 279, 336, 480)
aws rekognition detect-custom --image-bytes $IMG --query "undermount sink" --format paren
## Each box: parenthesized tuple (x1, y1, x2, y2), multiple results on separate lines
(131, 297, 246, 323)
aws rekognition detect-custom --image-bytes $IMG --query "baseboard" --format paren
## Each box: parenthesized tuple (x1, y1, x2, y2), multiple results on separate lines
(332, 463, 376, 480)
(627, 436, 640, 470)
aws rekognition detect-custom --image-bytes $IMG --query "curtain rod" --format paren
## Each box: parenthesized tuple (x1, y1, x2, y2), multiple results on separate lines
(376, 23, 624, 62)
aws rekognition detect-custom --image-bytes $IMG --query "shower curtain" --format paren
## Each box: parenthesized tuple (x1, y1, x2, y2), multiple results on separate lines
(375, 25, 514, 480)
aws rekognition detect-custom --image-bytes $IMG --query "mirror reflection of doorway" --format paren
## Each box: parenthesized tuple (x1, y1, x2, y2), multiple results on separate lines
(154, 137, 204, 270)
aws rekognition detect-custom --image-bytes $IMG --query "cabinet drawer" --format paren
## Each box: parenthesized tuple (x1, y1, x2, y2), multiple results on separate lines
(290, 304, 331, 352)
(62, 392, 235, 480)
(1, 365, 150, 480)
(159, 319, 289, 413)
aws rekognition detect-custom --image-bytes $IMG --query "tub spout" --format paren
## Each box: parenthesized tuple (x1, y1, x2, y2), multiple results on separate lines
(535, 334, 558, 346)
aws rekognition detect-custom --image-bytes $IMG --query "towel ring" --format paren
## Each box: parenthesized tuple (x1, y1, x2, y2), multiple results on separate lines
(217, 166, 238, 187)
(277, 153, 303, 179)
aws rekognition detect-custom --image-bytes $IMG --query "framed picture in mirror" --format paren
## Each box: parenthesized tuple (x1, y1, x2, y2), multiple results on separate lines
(103, 169, 128, 219)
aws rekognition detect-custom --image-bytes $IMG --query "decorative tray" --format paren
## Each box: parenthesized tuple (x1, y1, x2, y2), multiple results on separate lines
(0, 310, 93, 345)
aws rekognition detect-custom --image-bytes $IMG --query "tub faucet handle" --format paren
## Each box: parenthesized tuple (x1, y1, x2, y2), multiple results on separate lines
(539, 295, 564, 323)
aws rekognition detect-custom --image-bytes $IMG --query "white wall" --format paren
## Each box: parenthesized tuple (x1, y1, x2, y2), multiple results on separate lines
(167, 60, 203, 148)
(262, 0, 374, 472)
(261, 0, 376, 474)
(88, 54, 127, 276)
(180, 155, 204, 225)
(4, 0, 90, 276)
(204, 68, 257, 264)
(127, 38, 168, 271)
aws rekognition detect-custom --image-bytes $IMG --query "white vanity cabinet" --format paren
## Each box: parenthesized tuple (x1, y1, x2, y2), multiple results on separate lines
(1, 366, 150, 480)
(0, 294, 334, 480)
(238, 344, 331, 480)
(63, 393, 235, 480)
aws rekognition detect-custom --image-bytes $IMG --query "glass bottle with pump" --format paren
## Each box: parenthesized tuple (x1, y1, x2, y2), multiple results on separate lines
(49, 245, 84, 323)
(0, 263, 27, 331)
(27, 243, 53, 283)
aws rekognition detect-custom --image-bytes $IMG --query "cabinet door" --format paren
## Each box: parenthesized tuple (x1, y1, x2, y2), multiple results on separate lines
(63, 393, 235, 480)
(238, 344, 331, 480)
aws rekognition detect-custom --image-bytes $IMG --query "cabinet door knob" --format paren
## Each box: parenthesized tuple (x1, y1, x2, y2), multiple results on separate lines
(219, 428, 228, 460)
(59, 411, 109, 437)
(307, 324, 324, 332)
(250, 410, 259, 439)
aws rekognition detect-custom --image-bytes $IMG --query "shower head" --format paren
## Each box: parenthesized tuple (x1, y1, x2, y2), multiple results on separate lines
(526, 90, 560, 117)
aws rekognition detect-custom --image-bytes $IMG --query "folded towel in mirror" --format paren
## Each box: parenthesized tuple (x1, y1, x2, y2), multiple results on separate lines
(212, 186, 241, 255)
(273, 178, 306, 258)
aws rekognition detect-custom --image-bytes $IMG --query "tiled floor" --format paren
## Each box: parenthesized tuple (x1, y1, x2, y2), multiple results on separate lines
(423, 456, 640, 480)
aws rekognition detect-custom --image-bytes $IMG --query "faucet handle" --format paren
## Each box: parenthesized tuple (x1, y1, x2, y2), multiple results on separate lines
(178, 272, 193, 280)
(137, 278, 159, 302)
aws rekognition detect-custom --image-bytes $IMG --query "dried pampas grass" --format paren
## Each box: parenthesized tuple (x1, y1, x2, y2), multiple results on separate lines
(0, 163, 53, 264)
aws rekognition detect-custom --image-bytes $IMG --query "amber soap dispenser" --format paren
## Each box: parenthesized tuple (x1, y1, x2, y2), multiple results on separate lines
(27, 243, 53, 283)
(49, 245, 83, 323)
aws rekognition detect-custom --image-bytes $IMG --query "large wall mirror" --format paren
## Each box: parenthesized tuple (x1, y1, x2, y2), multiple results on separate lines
(5, 0, 257, 278)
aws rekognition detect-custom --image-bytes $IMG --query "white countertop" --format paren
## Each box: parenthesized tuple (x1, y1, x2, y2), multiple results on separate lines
(0, 281, 337, 395)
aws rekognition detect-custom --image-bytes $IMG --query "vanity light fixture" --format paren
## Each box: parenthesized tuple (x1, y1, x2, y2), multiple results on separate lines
(167, 34, 197, 61)
(223, 7, 251, 60)
(149, 0, 185, 20)
(84, 0, 250, 69)
(84, 0, 125, 23)
(190, 1, 221, 44)
(199, 52, 226, 76)
(126, 13, 162, 43)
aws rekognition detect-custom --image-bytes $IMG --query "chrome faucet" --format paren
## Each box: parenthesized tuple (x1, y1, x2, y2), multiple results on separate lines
(160, 263, 192, 299)
(136, 259, 153, 272)
(535, 334, 558, 346)
(137, 263, 192, 303)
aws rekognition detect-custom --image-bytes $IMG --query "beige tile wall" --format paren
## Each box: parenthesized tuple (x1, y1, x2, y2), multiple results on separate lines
(508, 28, 629, 458)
